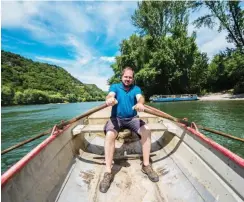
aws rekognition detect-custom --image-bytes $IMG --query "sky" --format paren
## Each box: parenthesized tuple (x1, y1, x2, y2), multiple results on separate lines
(1, 1, 236, 91)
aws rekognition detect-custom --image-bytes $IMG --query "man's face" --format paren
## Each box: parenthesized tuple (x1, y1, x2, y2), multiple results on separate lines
(122, 70, 134, 87)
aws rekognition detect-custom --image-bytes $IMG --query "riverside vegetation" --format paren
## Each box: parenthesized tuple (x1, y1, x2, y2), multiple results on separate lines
(109, 1, 244, 99)
(2, 1, 244, 105)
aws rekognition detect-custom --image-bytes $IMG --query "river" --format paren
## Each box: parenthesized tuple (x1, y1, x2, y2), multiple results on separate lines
(1, 101, 244, 172)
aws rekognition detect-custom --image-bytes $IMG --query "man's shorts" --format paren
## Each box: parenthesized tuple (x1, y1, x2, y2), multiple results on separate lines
(104, 116, 146, 137)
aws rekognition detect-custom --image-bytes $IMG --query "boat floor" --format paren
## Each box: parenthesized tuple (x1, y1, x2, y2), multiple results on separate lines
(55, 148, 216, 202)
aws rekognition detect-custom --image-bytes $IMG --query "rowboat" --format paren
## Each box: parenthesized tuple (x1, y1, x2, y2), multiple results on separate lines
(150, 94, 198, 102)
(2, 105, 244, 202)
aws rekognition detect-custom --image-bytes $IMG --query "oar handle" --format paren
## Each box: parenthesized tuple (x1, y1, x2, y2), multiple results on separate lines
(57, 103, 108, 129)
(57, 100, 118, 129)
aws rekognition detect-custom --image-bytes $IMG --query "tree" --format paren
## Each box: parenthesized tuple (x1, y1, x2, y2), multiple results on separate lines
(132, 1, 190, 37)
(206, 49, 244, 93)
(13, 91, 24, 104)
(192, 1, 244, 49)
(109, 31, 208, 98)
(109, 1, 210, 99)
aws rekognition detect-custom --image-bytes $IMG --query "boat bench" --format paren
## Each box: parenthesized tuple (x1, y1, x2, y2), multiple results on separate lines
(72, 123, 167, 137)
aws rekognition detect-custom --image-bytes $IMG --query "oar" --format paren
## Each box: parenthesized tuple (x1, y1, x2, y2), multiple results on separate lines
(1, 102, 109, 155)
(144, 105, 244, 143)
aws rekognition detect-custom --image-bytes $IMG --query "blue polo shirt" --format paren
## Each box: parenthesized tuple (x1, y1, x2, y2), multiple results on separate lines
(109, 83, 142, 118)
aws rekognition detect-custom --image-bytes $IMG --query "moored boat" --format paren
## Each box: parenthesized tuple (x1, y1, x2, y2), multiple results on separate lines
(150, 94, 198, 102)
(1, 106, 244, 202)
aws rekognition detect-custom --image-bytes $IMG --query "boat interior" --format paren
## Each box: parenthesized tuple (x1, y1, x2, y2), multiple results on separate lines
(2, 107, 244, 202)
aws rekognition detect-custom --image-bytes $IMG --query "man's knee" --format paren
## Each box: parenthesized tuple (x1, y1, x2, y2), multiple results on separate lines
(138, 125, 151, 137)
(106, 130, 118, 141)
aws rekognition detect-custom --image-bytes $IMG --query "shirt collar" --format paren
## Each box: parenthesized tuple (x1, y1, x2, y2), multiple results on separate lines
(119, 82, 134, 91)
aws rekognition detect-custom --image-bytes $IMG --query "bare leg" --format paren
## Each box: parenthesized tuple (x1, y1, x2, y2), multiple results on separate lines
(138, 125, 151, 166)
(104, 130, 117, 173)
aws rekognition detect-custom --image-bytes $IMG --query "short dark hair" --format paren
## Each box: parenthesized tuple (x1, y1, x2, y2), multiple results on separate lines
(122, 66, 134, 77)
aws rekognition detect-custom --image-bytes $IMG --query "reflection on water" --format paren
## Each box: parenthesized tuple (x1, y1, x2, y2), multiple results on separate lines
(1, 101, 244, 172)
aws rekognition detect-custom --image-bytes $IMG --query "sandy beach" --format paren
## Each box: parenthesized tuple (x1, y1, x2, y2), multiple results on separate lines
(199, 93, 244, 101)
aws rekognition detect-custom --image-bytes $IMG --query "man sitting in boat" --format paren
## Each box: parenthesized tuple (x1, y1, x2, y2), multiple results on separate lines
(99, 67, 159, 193)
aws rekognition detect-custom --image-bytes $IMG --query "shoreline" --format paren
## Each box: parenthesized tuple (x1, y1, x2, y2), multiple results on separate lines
(199, 93, 244, 101)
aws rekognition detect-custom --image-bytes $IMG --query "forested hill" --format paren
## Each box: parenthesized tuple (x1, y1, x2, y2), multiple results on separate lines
(1, 50, 106, 105)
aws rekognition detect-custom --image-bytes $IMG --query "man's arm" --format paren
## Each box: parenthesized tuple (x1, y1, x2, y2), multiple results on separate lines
(136, 94, 145, 104)
(106, 92, 117, 106)
(106, 92, 115, 100)
(134, 94, 145, 112)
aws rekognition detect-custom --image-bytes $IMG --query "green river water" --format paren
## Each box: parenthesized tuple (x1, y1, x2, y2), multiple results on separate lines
(1, 101, 244, 173)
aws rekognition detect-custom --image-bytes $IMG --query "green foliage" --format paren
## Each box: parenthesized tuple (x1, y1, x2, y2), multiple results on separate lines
(21, 89, 49, 104)
(206, 49, 244, 93)
(1, 86, 14, 105)
(109, 31, 209, 98)
(110, 2, 209, 99)
(1, 51, 106, 106)
(109, 1, 243, 98)
(199, 89, 208, 96)
(132, 1, 190, 37)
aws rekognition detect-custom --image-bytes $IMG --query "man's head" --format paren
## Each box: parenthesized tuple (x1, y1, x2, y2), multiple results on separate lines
(121, 67, 134, 87)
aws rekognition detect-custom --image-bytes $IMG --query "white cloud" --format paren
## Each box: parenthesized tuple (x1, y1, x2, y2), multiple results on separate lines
(49, 3, 94, 34)
(35, 56, 73, 67)
(189, 24, 234, 59)
(200, 32, 235, 59)
(67, 59, 113, 91)
(1, 1, 41, 28)
(86, 2, 137, 41)
(1, 1, 93, 45)
(100, 56, 115, 63)
(35, 54, 113, 91)
(76, 75, 110, 91)
(188, 6, 235, 59)
(2, 1, 136, 45)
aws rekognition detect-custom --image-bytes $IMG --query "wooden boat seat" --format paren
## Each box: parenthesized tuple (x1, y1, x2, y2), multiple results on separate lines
(72, 123, 169, 155)
(72, 123, 167, 137)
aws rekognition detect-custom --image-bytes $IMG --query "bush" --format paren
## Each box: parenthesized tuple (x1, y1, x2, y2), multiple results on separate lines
(48, 93, 64, 103)
(22, 89, 49, 104)
(199, 89, 208, 96)
(13, 91, 24, 104)
(1, 86, 15, 105)
(234, 81, 244, 94)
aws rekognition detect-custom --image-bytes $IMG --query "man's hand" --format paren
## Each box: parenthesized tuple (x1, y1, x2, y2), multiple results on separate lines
(106, 97, 117, 106)
(133, 103, 145, 112)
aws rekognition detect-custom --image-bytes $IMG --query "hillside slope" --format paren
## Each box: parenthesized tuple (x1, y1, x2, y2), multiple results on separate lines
(1, 50, 106, 105)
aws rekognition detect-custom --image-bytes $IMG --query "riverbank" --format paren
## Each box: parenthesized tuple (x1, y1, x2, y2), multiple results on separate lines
(199, 93, 244, 101)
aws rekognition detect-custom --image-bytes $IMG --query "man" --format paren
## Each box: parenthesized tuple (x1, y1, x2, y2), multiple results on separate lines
(99, 67, 159, 193)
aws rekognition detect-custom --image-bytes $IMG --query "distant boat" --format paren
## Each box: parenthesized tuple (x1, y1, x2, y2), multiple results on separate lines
(150, 94, 198, 102)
